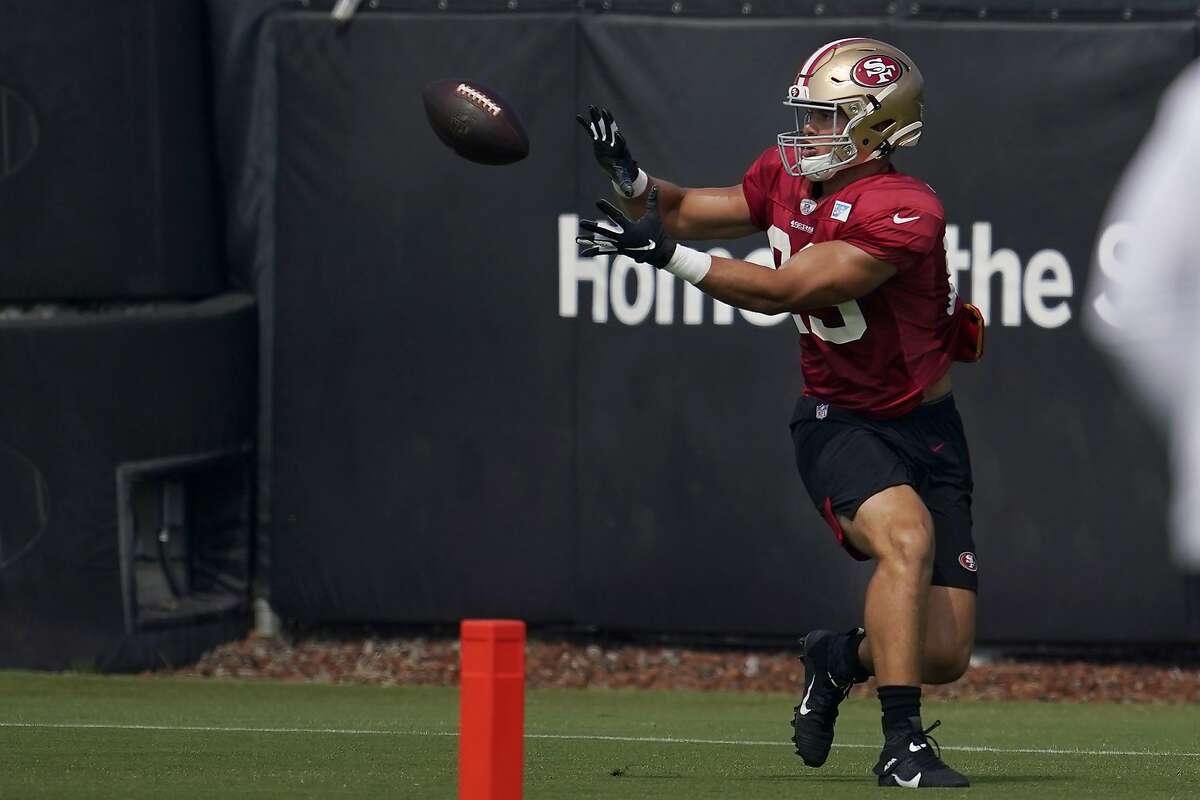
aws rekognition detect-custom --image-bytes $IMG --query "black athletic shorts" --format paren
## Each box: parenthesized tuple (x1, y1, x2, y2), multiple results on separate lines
(788, 393, 978, 592)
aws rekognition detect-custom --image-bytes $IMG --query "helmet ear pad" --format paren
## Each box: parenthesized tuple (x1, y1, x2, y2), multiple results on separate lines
(886, 121, 923, 149)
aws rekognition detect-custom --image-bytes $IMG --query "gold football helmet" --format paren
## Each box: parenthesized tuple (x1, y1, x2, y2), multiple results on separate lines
(777, 38, 924, 181)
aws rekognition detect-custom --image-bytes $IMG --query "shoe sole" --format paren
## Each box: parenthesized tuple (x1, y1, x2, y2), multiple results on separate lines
(877, 775, 971, 788)
(791, 729, 832, 768)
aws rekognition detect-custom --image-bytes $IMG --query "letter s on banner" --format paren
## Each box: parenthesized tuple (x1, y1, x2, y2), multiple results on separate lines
(1091, 221, 1135, 328)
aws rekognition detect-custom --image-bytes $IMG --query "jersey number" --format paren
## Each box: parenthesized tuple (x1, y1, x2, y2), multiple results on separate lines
(768, 225, 867, 345)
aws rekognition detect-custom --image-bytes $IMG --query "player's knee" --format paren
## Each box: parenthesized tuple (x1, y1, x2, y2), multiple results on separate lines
(878, 520, 934, 569)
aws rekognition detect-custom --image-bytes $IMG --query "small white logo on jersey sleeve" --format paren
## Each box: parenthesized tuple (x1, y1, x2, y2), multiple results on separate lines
(831, 201, 853, 222)
(892, 213, 920, 224)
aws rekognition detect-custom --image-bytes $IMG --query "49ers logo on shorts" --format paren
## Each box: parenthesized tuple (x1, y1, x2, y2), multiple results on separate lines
(851, 55, 902, 88)
(958, 551, 978, 572)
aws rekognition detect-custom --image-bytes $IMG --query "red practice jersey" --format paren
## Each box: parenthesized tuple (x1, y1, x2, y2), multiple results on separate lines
(742, 147, 964, 418)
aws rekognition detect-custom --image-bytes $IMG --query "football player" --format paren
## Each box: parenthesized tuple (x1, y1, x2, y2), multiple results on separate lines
(577, 38, 985, 789)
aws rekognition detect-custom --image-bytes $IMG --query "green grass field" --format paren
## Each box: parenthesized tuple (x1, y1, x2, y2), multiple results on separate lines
(1, 671, 1197, 799)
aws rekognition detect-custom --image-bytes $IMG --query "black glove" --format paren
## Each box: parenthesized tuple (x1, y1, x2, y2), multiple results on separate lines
(577, 186, 676, 269)
(576, 105, 639, 198)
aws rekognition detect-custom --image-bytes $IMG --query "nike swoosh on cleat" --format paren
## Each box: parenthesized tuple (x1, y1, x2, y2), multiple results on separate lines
(895, 772, 921, 788)
(798, 677, 816, 715)
(892, 213, 920, 224)
(908, 741, 927, 752)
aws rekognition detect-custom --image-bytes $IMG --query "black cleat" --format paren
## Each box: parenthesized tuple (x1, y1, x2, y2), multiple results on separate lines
(790, 628, 858, 767)
(874, 718, 970, 788)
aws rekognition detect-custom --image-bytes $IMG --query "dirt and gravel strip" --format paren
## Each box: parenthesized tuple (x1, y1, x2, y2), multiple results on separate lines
(169, 634, 1200, 704)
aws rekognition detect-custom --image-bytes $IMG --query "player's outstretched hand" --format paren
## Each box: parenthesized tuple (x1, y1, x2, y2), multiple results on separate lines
(577, 186, 676, 268)
(576, 105, 639, 197)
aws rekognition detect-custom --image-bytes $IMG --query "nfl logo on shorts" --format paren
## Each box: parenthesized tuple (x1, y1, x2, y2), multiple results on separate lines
(816, 403, 829, 419)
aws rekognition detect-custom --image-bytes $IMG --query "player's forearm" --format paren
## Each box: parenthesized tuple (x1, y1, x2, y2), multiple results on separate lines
(693, 255, 849, 314)
(620, 178, 754, 241)
(695, 256, 796, 314)
(617, 176, 684, 230)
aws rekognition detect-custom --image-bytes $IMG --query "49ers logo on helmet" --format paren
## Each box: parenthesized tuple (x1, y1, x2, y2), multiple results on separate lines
(851, 55, 902, 87)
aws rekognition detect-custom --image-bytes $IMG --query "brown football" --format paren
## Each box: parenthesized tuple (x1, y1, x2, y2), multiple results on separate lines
(421, 79, 529, 166)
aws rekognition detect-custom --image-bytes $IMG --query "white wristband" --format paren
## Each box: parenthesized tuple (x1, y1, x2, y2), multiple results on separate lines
(613, 168, 650, 199)
(664, 245, 712, 285)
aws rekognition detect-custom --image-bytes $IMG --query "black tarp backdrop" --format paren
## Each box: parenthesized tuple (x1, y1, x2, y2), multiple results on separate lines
(270, 14, 579, 622)
(245, 4, 1200, 640)
(0, 295, 258, 669)
(206, 0, 297, 594)
(0, 0, 224, 300)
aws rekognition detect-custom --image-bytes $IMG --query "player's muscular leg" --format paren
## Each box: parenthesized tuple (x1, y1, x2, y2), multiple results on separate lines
(838, 485, 934, 687)
(856, 586, 975, 684)
(919, 586, 975, 683)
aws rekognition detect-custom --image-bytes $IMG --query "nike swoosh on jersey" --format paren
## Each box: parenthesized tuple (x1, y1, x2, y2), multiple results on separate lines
(892, 213, 920, 224)
(798, 677, 816, 715)
(895, 772, 922, 788)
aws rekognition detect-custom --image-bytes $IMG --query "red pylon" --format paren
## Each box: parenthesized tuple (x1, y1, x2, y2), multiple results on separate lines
(459, 619, 525, 800)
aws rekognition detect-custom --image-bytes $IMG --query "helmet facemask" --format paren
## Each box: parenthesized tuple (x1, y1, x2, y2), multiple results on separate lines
(777, 89, 872, 182)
